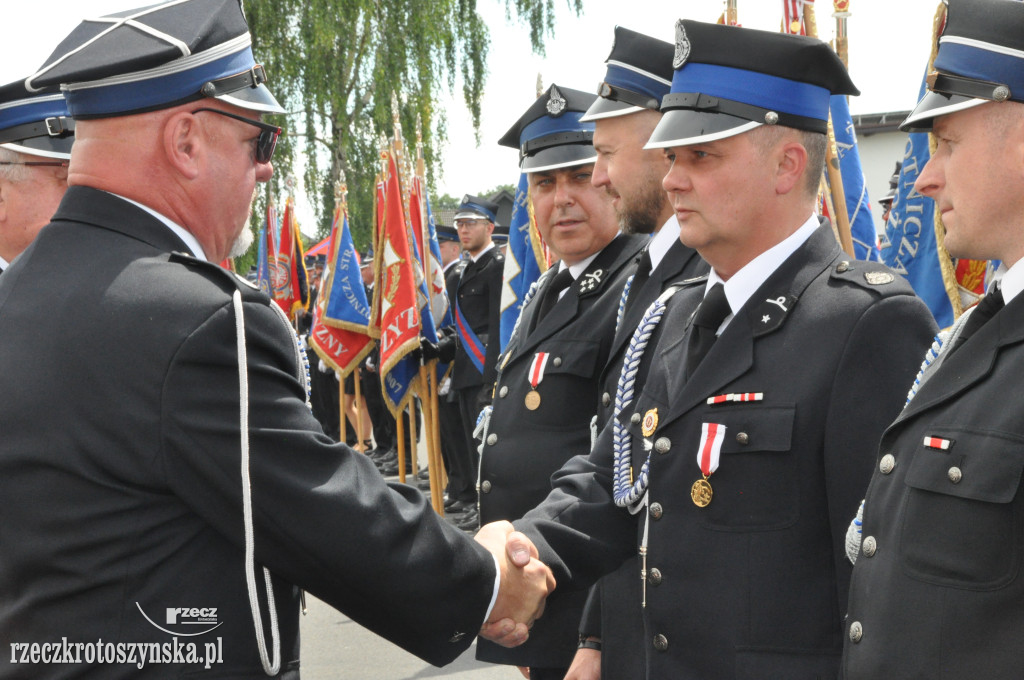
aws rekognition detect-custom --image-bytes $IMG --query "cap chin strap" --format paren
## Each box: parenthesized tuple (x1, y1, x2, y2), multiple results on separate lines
(233, 289, 281, 676)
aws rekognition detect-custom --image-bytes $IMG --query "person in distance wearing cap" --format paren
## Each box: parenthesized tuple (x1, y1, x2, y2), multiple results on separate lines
(493, 21, 935, 678)
(0, 0, 553, 676)
(472, 84, 647, 679)
(569, 27, 708, 680)
(0, 80, 74, 274)
(844, 1, 1024, 676)
(876, 160, 901, 226)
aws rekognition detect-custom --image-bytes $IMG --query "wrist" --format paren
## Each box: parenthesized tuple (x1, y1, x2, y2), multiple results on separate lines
(577, 635, 602, 652)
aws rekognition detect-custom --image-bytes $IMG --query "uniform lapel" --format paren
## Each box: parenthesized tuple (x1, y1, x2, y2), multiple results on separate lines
(653, 222, 838, 428)
(894, 295, 1024, 426)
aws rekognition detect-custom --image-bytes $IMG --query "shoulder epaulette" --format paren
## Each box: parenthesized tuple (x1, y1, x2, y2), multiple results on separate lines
(829, 259, 914, 296)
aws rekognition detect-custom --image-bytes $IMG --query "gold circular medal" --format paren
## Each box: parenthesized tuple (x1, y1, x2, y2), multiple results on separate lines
(691, 478, 713, 507)
(524, 389, 541, 410)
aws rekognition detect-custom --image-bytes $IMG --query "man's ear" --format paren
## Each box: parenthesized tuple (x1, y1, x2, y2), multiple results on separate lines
(775, 140, 808, 196)
(162, 112, 201, 180)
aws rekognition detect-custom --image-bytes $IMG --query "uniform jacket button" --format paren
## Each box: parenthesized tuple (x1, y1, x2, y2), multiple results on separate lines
(849, 621, 863, 643)
(735, 432, 749, 445)
(602, 392, 611, 407)
(649, 502, 663, 520)
(648, 568, 663, 586)
(631, 413, 642, 425)
(948, 466, 963, 484)
(486, 433, 498, 446)
(499, 386, 509, 398)
(552, 357, 562, 367)
(654, 437, 671, 454)
(879, 454, 896, 474)
(481, 480, 492, 494)
(862, 536, 877, 557)
(652, 634, 668, 652)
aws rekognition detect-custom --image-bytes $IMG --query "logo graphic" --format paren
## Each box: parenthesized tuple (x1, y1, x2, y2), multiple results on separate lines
(136, 603, 223, 637)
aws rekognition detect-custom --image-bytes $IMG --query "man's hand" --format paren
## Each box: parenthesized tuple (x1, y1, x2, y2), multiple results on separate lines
(475, 521, 556, 648)
(565, 645, 601, 680)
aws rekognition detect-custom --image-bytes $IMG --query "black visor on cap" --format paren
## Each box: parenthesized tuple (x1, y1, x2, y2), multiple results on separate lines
(522, 141, 597, 173)
(900, 90, 987, 132)
(645, 109, 761, 149)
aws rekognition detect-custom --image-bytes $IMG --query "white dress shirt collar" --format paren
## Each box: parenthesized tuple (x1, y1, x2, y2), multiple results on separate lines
(705, 214, 819, 333)
(648, 215, 681, 273)
(470, 242, 495, 263)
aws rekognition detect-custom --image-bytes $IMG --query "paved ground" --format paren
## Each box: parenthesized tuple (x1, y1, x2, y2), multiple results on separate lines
(299, 594, 518, 680)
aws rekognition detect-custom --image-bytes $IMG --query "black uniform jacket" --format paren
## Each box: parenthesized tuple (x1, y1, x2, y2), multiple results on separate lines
(451, 246, 503, 392)
(583, 234, 707, 680)
(516, 223, 937, 679)
(476, 232, 646, 668)
(0, 188, 496, 678)
(844, 291, 1024, 679)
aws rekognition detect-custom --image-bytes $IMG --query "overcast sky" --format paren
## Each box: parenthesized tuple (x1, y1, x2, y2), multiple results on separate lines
(5, 0, 942, 228)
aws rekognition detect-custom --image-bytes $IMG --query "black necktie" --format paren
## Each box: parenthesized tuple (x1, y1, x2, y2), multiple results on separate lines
(534, 268, 574, 328)
(950, 287, 1005, 354)
(624, 251, 653, 312)
(685, 283, 731, 378)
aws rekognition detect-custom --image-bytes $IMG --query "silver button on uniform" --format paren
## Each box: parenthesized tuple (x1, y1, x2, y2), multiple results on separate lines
(948, 466, 962, 484)
(862, 536, 877, 557)
(499, 386, 508, 398)
(653, 634, 668, 652)
(648, 568, 663, 586)
(654, 437, 671, 454)
(735, 432, 749, 445)
(552, 357, 562, 367)
(649, 502, 663, 520)
(631, 413, 642, 425)
(602, 392, 611, 407)
(486, 433, 497, 446)
(481, 480, 492, 494)
(879, 454, 895, 474)
(849, 621, 863, 643)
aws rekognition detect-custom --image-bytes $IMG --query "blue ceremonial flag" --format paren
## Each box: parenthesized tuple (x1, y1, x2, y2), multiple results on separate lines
(323, 211, 372, 330)
(880, 74, 953, 327)
(829, 94, 881, 262)
(499, 173, 547, 351)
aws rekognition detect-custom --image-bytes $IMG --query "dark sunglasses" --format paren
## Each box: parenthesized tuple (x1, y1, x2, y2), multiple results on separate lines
(191, 108, 282, 163)
(0, 161, 68, 167)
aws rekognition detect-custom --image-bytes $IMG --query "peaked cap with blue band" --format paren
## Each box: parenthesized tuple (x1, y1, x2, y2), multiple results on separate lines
(901, 0, 1024, 132)
(26, 0, 283, 119)
(646, 19, 858, 149)
(0, 80, 74, 159)
(454, 195, 499, 224)
(435, 224, 459, 242)
(498, 84, 598, 173)
(581, 26, 675, 122)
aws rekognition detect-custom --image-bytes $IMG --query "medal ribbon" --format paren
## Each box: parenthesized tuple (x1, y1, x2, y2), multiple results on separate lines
(529, 352, 550, 389)
(697, 422, 726, 477)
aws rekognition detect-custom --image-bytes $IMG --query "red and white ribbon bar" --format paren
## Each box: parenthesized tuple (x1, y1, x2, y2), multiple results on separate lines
(697, 422, 727, 477)
(707, 392, 764, 405)
(529, 352, 550, 389)
(923, 436, 952, 450)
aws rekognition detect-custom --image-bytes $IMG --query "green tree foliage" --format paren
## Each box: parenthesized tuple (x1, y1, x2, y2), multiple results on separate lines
(243, 0, 581, 253)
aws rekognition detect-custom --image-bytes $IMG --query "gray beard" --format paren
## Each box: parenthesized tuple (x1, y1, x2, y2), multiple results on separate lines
(229, 225, 255, 258)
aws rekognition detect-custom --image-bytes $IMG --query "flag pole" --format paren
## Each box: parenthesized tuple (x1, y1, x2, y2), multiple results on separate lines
(802, 0, 856, 257)
(725, 0, 739, 25)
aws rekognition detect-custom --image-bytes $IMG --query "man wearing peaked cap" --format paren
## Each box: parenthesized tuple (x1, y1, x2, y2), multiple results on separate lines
(426, 193, 503, 525)
(571, 26, 708, 680)
(0, 0, 554, 676)
(474, 84, 646, 678)
(492, 21, 936, 678)
(844, 1, 1024, 677)
(0, 80, 74, 274)
(877, 160, 901, 225)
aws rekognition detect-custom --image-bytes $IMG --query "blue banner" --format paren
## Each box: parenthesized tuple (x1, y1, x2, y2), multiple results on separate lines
(880, 74, 952, 327)
(829, 94, 881, 262)
(256, 203, 276, 297)
(323, 211, 372, 331)
(499, 173, 545, 351)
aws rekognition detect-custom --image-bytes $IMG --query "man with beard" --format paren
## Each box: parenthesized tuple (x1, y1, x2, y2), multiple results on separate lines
(0, 1, 553, 675)
(567, 27, 708, 680)
(474, 84, 647, 679)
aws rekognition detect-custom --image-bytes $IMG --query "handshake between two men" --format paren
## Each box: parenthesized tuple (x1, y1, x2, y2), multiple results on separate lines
(474, 521, 556, 648)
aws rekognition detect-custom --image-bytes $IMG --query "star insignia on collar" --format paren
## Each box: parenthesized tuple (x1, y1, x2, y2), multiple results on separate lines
(578, 269, 604, 294)
(762, 314, 771, 324)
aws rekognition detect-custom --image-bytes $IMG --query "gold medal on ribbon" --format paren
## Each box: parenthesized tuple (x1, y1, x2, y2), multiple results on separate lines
(525, 389, 541, 410)
(691, 477, 713, 507)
